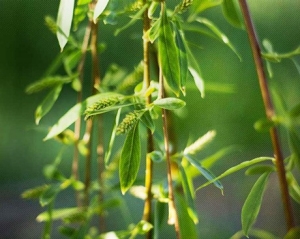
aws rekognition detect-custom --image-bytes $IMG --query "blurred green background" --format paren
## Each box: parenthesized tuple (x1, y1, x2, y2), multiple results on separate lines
(1, 0, 300, 238)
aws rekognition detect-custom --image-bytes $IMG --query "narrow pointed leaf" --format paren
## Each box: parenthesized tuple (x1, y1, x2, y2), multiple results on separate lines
(175, 192, 198, 239)
(39, 183, 61, 207)
(44, 93, 121, 140)
(222, 0, 243, 28)
(288, 129, 300, 170)
(153, 97, 186, 110)
(188, 67, 205, 98)
(173, 21, 188, 94)
(36, 207, 83, 222)
(158, 4, 181, 96)
(119, 122, 141, 194)
(105, 108, 121, 167)
(242, 172, 271, 237)
(191, 0, 223, 15)
(286, 172, 300, 204)
(35, 84, 63, 125)
(196, 157, 274, 190)
(179, 164, 198, 224)
(196, 17, 241, 60)
(93, 0, 110, 23)
(115, 4, 149, 36)
(140, 109, 155, 133)
(185, 154, 223, 191)
(56, 0, 75, 51)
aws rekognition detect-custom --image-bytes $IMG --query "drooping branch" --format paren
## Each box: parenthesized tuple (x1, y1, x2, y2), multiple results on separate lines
(239, 0, 295, 231)
(142, 3, 154, 239)
(73, 21, 92, 207)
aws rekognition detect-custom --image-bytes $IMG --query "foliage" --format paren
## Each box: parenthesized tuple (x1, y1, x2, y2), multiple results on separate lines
(23, 0, 300, 238)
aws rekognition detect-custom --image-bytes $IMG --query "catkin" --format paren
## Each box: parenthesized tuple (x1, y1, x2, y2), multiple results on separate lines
(84, 97, 121, 120)
(116, 110, 144, 134)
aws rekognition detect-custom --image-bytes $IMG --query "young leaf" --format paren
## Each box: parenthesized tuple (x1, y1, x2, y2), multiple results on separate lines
(175, 192, 198, 239)
(56, 0, 75, 51)
(25, 76, 72, 94)
(36, 207, 83, 222)
(21, 185, 48, 200)
(119, 122, 141, 194)
(153, 97, 186, 110)
(44, 93, 121, 140)
(147, 17, 161, 43)
(93, 0, 110, 23)
(105, 108, 121, 167)
(245, 165, 276, 175)
(288, 129, 300, 170)
(286, 172, 300, 204)
(188, 67, 205, 98)
(196, 157, 274, 190)
(179, 164, 198, 224)
(222, 0, 243, 28)
(191, 0, 223, 15)
(114, 3, 149, 36)
(158, 3, 181, 96)
(284, 227, 300, 239)
(242, 172, 271, 237)
(173, 20, 188, 95)
(39, 183, 61, 207)
(185, 154, 223, 191)
(35, 84, 63, 125)
(196, 17, 241, 60)
(140, 109, 155, 133)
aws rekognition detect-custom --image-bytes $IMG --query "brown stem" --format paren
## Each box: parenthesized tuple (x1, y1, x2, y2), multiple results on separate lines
(142, 3, 154, 239)
(159, 70, 180, 239)
(73, 21, 92, 207)
(90, 1, 105, 231)
(239, 0, 295, 231)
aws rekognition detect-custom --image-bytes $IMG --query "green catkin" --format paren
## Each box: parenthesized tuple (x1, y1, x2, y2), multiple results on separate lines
(116, 110, 144, 134)
(84, 97, 121, 120)
(175, 0, 193, 13)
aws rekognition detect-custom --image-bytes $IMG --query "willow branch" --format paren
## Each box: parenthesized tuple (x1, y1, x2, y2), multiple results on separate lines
(159, 71, 180, 239)
(239, 0, 295, 231)
(73, 21, 92, 207)
(142, 3, 154, 239)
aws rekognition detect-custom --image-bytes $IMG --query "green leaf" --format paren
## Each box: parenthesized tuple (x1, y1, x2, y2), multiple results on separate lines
(154, 201, 167, 239)
(175, 192, 198, 239)
(222, 0, 243, 28)
(284, 227, 300, 239)
(148, 151, 164, 163)
(196, 157, 274, 190)
(21, 185, 48, 200)
(114, 3, 149, 36)
(25, 76, 72, 94)
(147, 16, 161, 43)
(288, 129, 300, 170)
(286, 172, 300, 204)
(173, 21, 188, 95)
(191, 0, 223, 15)
(245, 165, 276, 175)
(39, 183, 61, 207)
(196, 17, 241, 60)
(289, 103, 300, 118)
(179, 164, 198, 224)
(93, 0, 110, 22)
(44, 93, 121, 140)
(153, 97, 186, 110)
(105, 108, 121, 167)
(254, 118, 276, 132)
(119, 122, 141, 194)
(130, 220, 153, 237)
(63, 49, 82, 75)
(158, 3, 181, 96)
(242, 172, 271, 237)
(37, 207, 83, 222)
(230, 229, 281, 239)
(35, 84, 63, 125)
(140, 109, 155, 133)
(56, 0, 75, 51)
(185, 154, 223, 191)
(188, 67, 205, 98)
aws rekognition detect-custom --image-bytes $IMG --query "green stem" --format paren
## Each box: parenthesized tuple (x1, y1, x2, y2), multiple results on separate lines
(239, 0, 295, 231)
(142, 3, 154, 239)
(159, 68, 180, 239)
